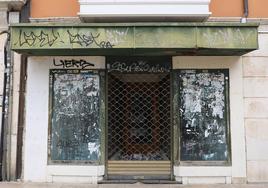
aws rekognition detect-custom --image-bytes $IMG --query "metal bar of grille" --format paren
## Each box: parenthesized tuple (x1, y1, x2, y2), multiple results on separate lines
(108, 73, 171, 162)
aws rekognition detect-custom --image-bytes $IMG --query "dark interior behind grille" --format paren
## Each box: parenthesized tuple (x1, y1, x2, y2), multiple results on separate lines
(108, 73, 171, 161)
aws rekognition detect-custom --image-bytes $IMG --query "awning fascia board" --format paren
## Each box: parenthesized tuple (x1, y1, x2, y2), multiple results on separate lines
(10, 22, 259, 56)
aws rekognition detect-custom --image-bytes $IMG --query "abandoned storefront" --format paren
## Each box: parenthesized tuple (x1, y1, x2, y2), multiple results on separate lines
(10, 23, 258, 183)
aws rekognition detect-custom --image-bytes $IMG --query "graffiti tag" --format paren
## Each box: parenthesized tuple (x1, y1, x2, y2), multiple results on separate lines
(53, 59, 95, 69)
(15, 29, 115, 49)
(67, 30, 114, 48)
(109, 61, 170, 73)
(15, 29, 64, 47)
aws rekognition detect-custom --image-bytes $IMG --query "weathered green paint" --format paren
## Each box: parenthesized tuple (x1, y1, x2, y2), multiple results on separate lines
(11, 22, 259, 27)
(197, 27, 258, 49)
(10, 23, 258, 56)
(135, 27, 196, 48)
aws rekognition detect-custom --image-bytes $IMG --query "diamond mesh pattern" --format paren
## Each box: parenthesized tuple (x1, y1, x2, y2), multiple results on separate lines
(108, 73, 171, 160)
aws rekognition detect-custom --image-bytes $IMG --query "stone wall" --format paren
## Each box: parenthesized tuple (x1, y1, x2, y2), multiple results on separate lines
(243, 24, 268, 183)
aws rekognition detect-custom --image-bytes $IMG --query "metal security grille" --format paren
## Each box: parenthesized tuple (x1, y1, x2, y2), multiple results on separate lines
(108, 73, 171, 162)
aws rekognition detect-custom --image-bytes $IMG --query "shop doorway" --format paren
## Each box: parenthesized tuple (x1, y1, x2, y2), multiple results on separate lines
(107, 65, 172, 180)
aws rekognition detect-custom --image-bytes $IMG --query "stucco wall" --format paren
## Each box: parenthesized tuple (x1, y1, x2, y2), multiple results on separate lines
(248, 0, 268, 18)
(30, 0, 79, 18)
(210, 0, 243, 17)
(243, 25, 268, 183)
(30, 0, 268, 18)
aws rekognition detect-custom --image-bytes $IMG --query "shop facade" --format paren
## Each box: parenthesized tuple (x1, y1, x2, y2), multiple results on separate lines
(9, 23, 259, 183)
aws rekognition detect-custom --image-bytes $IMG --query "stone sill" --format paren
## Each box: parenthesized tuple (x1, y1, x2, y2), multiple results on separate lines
(79, 0, 210, 5)
(79, 0, 211, 22)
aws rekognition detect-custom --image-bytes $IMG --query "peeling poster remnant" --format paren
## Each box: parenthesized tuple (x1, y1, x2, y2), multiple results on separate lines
(50, 70, 101, 161)
(177, 70, 229, 161)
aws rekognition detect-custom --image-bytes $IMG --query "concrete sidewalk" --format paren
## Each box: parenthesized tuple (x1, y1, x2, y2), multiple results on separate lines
(0, 182, 268, 188)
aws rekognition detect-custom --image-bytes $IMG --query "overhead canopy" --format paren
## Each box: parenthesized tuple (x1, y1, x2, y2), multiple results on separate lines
(10, 23, 259, 56)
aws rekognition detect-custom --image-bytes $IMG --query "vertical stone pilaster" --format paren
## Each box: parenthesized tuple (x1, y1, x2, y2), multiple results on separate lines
(243, 24, 268, 183)
(8, 11, 21, 181)
(0, 6, 8, 180)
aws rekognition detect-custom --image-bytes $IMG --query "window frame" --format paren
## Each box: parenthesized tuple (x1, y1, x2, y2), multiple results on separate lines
(47, 69, 105, 165)
(173, 69, 231, 166)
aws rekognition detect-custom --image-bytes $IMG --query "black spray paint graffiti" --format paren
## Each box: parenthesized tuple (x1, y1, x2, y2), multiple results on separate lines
(15, 29, 115, 49)
(67, 30, 114, 48)
(15, 29, 64, 47)
(53, 59, 95, 69)
(109, 61, 170, 73)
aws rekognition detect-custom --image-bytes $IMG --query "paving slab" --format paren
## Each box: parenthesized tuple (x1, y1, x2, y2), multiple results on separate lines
(0, 182, 268, 188)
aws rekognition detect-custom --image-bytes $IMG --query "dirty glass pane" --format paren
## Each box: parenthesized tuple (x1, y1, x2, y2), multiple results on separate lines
(178, 70, 229, 161)
(50, 70, 101, 161)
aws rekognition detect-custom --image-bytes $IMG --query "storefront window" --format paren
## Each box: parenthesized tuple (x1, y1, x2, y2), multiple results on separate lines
(49, 69, 101, 162)
(177, 69, 230, 162)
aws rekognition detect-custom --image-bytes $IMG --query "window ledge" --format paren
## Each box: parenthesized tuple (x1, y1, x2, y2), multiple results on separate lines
(79, 0, 210, 5)
(78, 0, 211, 22)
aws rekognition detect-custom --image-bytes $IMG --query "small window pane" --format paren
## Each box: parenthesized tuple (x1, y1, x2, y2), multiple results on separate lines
(178, 70, 229, 161)
(50, 70, 101, 161)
